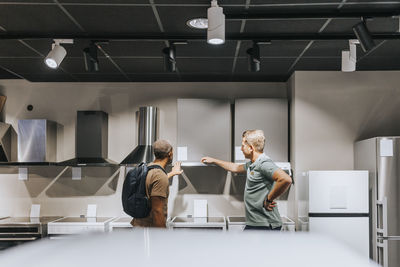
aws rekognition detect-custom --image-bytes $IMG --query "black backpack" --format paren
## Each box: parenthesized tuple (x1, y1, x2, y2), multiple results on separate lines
(122, 163, 167, 218)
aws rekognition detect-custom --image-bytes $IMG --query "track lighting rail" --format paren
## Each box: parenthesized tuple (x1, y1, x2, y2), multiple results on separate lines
(1, 33, 400, 41)
(225, 10, 400, 20)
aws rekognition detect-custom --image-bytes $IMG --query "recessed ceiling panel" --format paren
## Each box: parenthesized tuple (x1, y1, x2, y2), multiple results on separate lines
(177, 58, 233, 73)
(0, 40, 41, 57)
(239, 40, 309, 57)
(244, 19, 328, 34)
(294, 57, 341, 70)
(154, 0, 245, 5)
(101, 41, 166, 57)
(59, 0, 148, 3)
(63, 5, 160, 33)
(250, 0, 340, 4)
(61, 57, 121, 74)
(113, 58, 165, 73)
(0, 5, 81, 32)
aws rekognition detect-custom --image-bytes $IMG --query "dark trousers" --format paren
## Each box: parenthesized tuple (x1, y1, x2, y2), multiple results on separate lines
(244, 225, 282, 231)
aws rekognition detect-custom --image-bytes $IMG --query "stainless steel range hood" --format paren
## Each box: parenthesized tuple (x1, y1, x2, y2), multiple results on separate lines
(17, 119, 57, 165)
(0, 95, 14, 163)
(0, 119, 57, 166)
(120, 106, 157, 165)
(0, 123, 13, 162)
(59, 111, 116, 166)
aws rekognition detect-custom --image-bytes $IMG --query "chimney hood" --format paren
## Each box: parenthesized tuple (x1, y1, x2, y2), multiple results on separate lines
(120, 106, 157, 165)
(14, 119, 57, 166)
(59, 111, 116, 166)
(0, 96, 18, 164)
(0, 123, 13, 162)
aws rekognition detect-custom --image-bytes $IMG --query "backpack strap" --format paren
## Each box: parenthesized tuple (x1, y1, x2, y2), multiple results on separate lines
(147, 164, 167, 175)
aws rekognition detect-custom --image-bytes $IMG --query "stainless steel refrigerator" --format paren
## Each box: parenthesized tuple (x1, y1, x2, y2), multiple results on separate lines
(355, 137, 400, 267)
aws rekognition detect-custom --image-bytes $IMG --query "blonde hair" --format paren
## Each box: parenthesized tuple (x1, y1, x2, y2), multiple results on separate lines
(242, 130, 265, 152)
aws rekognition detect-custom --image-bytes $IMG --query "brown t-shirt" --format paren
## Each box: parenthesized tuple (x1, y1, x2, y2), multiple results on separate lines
(131, 163, 169, 227)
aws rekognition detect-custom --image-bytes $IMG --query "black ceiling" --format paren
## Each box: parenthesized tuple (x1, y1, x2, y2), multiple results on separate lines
(0, 1, 399, 82)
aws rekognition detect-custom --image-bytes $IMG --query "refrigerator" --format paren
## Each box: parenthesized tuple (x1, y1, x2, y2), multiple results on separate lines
(355, 137, 400, 267)
(308, 171, 370, 258)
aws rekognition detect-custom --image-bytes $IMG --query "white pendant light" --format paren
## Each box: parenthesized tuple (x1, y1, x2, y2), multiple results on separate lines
(207, 0, 225, 45)
(45, 44, 66, 69)
(44, 39, 73, 69)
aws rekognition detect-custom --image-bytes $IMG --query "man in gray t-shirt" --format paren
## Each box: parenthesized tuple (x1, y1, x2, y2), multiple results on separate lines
(201, 129, 292, 230)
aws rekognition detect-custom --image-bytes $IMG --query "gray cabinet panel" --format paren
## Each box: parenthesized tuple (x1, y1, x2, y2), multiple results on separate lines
(234, 99, 288, 162)
(177, 99, 231, 162)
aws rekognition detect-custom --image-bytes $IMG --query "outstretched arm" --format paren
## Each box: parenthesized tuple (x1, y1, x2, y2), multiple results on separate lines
(167, 161, 183, 179)
(201, 157, 246, 173)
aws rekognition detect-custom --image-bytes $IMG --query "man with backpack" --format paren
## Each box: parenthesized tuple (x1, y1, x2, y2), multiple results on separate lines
(125, 140, 182, 228)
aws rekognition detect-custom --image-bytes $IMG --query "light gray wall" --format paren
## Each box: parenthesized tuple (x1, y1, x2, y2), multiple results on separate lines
(0, 80, 287, 218)
(290, 71, 400, 222)
(234, 98, 288, 162)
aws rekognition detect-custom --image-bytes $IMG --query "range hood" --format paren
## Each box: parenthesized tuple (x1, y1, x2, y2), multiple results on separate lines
(0, 96, 18, 163)
(16, 119, 57, 165)
(120, 106, 157, 165)
(0, 123, 13, 162)
(59, 111, 116, 166)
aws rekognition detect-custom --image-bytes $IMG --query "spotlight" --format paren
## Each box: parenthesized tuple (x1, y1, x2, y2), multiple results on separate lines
(44, 39, 73, 69)
(207, 0, 225, 45)
(83, 42, 99, 72)
(247, 42, 260, 72)
(163, 45, 176, 72)
(341, 39, 359, 72)
(45, 45, 66, 69)
(187, 18, 208, 29)
(352, 21, 376, 52)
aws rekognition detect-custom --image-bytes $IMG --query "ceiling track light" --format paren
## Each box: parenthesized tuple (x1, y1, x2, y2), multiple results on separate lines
(44, 39, 73, 69)
(207, 0, 225, 45)
(352, 19, 376, 52)
(247, 42, 261, 72)
(162, 45, 176, 72)
(341, 39, 359, 72)
(83, 42, 99, 72)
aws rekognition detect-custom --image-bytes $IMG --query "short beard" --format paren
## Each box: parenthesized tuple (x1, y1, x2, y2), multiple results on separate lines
(167, 155, 173, 165)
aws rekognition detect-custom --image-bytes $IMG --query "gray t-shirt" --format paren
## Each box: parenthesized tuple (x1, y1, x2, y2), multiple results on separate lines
(244, 153, 282, 228)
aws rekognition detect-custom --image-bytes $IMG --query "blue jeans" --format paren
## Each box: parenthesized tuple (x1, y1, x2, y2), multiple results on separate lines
(244, 225, 282, 231)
